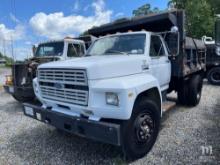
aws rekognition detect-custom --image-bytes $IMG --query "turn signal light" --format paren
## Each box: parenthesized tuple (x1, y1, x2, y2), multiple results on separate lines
(5, 75, 13, 85)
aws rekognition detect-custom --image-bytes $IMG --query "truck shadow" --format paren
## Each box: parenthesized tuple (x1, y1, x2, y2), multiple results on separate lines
(8, 125, 123, 165)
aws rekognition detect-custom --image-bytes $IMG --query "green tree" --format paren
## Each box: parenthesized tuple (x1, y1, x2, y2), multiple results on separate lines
(209, 0, 220, 14)
(169, 0, 215, 38)
(132, 4, 161, 17)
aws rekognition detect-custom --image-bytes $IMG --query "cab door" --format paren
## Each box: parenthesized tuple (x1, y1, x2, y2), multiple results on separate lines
(149, 35, 171, 91)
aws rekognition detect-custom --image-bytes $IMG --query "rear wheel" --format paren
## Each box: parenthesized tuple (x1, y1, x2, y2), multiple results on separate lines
(187, 75, 203, 106)
(178, 75, 203, 106)
(207, 67, 220, 85)
(121, 98, 160, 160)
(177, 82, 189, 105)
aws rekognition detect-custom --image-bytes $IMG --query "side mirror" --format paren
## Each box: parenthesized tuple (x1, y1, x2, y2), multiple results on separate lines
(164, 32, 180, 56)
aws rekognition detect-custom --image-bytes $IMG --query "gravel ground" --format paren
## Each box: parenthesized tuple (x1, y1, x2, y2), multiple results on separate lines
(0, 78, 219, 164)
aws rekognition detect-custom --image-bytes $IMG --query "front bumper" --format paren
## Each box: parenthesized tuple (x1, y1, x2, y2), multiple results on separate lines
(23, 103, 121, 146)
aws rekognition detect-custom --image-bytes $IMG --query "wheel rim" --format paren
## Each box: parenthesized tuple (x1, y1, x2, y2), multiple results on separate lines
(134, 112, 155, 144)
(211, 72, 220, 83)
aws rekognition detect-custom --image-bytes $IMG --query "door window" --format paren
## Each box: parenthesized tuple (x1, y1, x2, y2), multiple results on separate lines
(67, 44, 84, 57)
(150, 35, 165, 57)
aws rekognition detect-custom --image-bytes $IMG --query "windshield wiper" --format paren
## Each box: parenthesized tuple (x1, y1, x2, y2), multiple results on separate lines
(105, 50, 128, 55)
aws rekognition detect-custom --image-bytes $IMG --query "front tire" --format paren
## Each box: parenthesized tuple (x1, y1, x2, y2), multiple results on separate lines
(121, 98, 160, 160)
(207, 67, 220, 85)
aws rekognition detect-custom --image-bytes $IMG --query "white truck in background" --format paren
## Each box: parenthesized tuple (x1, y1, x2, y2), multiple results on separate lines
(22, 10, 206, 160)
(4, 36, 96, 102)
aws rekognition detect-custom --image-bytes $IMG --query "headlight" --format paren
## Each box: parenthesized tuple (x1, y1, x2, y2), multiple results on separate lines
(106, 92, 119, 106)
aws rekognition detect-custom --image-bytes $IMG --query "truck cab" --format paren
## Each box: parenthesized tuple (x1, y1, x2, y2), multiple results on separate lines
(33, 31, 170, 119)
(34, 38, 86, 61)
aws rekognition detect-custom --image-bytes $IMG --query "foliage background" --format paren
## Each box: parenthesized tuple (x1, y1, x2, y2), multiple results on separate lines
(133, 0, 220, 39)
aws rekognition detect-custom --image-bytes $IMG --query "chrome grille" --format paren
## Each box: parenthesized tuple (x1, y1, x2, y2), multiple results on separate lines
(38, 68, 88, 106)
(38, 69, 87, 86)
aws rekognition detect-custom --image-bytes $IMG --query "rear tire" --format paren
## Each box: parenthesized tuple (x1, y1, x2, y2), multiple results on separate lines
(207, 67, 220, 85)
(177, 82, 189, 105)
(187, 75, 203, 106)
(121, 98, 160, 161)
(178, 75, 203, 106)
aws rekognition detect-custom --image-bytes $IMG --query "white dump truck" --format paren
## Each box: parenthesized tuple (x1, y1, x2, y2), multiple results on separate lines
(23, 10, 206, 160)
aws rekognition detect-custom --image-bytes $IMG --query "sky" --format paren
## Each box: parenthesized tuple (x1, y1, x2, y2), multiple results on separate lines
(0, 0, 168, 60)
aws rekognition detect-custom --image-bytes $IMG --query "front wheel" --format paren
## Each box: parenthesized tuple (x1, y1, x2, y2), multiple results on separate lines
(207, 67, 220, 85)
(121, 98, 160, 160)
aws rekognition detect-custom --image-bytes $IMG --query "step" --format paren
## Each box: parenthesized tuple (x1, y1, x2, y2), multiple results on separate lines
(162, 101, 176, 113)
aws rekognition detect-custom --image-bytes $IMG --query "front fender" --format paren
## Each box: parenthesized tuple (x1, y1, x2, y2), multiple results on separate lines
(89, 73, 161, 120)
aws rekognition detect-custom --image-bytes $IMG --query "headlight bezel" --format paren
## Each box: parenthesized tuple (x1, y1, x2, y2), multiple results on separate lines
(105, 92, 119, 106)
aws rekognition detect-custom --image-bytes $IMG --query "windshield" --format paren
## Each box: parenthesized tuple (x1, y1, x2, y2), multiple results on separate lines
(35, 42, 64, 57)
(87, 34, 146, 56)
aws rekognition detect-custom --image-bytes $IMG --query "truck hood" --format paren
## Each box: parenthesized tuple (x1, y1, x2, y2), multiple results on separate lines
(38, 55, 148, 80)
